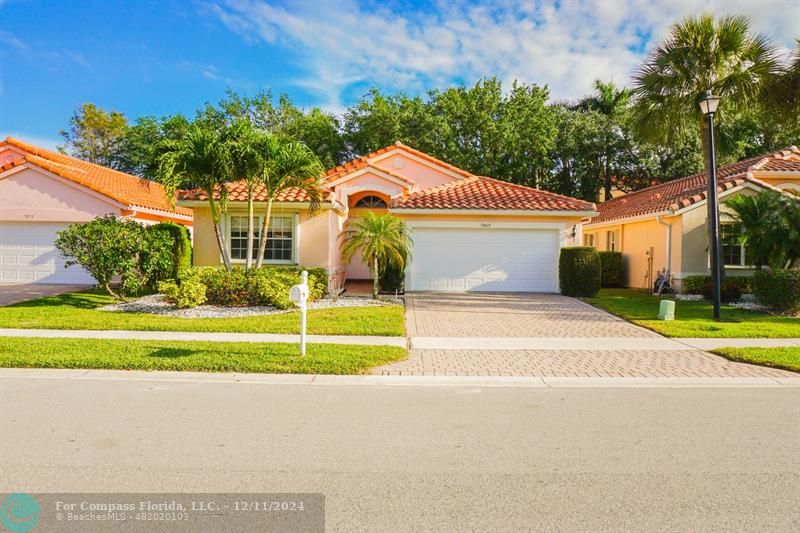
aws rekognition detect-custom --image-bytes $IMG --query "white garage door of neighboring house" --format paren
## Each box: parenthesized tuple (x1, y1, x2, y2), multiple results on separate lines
(0, 222, 95, 284)
(407, 227, 560, 292)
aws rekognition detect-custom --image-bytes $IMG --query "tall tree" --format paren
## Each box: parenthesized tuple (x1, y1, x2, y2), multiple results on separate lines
(157, 122, 234, 270)
(225, 120, 264, 270)
(58, 103, 129, 168)
(251, 134, 325, 269)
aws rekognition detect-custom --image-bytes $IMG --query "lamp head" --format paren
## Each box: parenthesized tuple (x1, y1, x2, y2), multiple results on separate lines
(699, 90, 721, 116)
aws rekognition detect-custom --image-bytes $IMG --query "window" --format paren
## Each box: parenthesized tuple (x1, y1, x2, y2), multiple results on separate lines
(721, 224, 746, 266)
(229, 215, 294, 262)
(606, 230, 617, 252)
(354, 195, 387, 208)
(584, 234, 595, 247)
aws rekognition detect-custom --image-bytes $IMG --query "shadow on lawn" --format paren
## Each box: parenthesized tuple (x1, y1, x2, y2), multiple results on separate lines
(9, 290, 108, 310)
(147, 347, 203, 359)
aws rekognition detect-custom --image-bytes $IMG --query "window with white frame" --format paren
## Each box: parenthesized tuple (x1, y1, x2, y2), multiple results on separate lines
(229, 215, 295, 262)
(606, 230, 618, 252)
(584, 233, 595, 247)
(721, 223, 746, 266)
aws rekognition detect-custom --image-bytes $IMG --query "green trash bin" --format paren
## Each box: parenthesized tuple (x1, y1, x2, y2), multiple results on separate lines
(658, 299, 675, 321)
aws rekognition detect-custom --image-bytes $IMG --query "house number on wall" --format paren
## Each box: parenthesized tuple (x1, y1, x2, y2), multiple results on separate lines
(480, 223, 491, 228)
(24, 214, 35, 219)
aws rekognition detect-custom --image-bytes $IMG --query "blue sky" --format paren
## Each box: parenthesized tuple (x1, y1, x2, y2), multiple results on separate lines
(1, 0, 798, 150)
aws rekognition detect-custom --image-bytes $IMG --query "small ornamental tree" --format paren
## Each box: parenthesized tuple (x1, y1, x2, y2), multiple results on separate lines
(55, 215, 144, 298)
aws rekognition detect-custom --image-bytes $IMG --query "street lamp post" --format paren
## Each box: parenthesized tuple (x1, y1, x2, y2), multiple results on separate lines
(699, 90, 722, 320)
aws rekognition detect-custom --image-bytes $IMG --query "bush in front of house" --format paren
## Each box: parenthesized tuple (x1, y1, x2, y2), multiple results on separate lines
(681, 275, 749, 303)
(172, 266, 328, 309)
(598, 251, 624, 288)
(158, 279, 207, 309)
(559, 246, 601, 297)
(754, 270, 800, 314)
(55, 215, 193, 299)
(146, 222, 192, 280)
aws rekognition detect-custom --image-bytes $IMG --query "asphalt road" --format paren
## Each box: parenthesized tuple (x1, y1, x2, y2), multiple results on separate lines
(1, 373, 799, 531)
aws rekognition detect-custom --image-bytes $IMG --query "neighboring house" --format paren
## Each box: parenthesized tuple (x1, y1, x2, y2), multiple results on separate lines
(0, 137, 193, 284)
(583, 146, 800, 291)
(179, 142, 596, 293)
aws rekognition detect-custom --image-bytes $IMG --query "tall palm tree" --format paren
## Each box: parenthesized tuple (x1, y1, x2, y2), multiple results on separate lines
(158, 122, 234, 270)
(225, 120, 264, 270)
(632, 14, 779, 279)
(252, 134, 325, 269)
(341, 212, 412, 299)
(575, 80, 632, 200)
(632, 14, 779, 176)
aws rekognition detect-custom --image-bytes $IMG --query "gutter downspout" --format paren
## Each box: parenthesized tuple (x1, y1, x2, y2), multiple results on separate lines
(656, 215, 672, 284)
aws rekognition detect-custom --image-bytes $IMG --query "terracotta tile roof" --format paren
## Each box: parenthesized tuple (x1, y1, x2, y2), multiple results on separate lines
(179, 181, 329, 203)
(0, 137, 192, 218)
(325, 141, 474, 183)
(590, 147, 800, 224)
(391, 176, 596, 212)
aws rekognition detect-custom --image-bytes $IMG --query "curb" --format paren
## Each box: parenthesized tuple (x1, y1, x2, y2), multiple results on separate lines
(1, 368, 798, 388)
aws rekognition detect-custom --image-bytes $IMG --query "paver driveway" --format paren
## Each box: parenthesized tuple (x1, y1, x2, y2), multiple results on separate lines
(374, 293, 795, 378)
(404, 292, 658, 338)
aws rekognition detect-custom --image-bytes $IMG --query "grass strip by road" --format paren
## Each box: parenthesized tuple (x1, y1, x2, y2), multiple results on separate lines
(586, 289, 800, 338)
(0, 290, 405, 336)
(712, 347, 800, 374)
(0, 337, 407, 374)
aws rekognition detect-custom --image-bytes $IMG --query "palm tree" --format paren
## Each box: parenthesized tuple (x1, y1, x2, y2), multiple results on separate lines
(158, 122, 234, 270)
(252, 134, 325, 269)
(632, 14, 779, 176)
(225, 119, 264, 270)
(725, 192, 782, 269)
(575, 80, 632, 200)
(341, 212, 412, 298)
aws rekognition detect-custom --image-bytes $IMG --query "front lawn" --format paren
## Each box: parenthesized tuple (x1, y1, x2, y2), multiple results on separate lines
(0, 337, 406, 374)
(0, 290, 405, 336)
(586, 289, 800, 338)
(712, 347, 800, 374)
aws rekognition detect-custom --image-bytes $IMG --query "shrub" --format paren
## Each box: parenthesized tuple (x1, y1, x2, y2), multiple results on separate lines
(158, 279, 207, 309)
(175, 266, 328, 308)
(754, 270, 800, 314)
(681, 275, 748, 303)
(147, 222, 192, 280)
(379, 249, 407, 293)
(55, 215, 144, 298)
(138, 225, 177, 289)
(559, 247, 601, 297)
(598, 251, 624, 288)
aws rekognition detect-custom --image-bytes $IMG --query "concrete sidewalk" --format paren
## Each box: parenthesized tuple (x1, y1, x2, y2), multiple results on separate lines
(0, 328, 408, 347)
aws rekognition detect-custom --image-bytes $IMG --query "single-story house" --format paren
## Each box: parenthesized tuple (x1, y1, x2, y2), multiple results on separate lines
(583, 146, 800, 291)
(179, 142, 597, 293)
(0, 137, 193, 284)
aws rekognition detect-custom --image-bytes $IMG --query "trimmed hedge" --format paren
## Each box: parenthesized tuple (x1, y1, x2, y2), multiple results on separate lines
(559, 247, 601, 297)
(681, 275, 753, 303)
(148, 222, 192, 280)
(168, 266, 328, 309)
(598, 251, 624, 288)
(754, 270, 800, 314)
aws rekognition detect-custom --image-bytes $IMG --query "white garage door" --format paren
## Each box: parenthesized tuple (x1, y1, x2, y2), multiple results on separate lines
(0, 222, 95, 284)
(407, 227, 559, 292)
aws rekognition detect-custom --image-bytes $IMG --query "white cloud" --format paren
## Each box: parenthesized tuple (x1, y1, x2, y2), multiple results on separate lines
(211, 0, 800, 109)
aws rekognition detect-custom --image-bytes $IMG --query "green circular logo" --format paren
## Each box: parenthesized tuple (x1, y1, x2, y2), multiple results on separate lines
(0, 494, 40, 533)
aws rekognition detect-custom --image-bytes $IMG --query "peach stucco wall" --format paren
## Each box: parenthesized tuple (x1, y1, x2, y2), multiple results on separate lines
(371, 152, 456, 191)
(0, 167, 122, 223)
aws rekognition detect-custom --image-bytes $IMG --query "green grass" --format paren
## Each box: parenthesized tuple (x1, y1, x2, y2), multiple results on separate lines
(0, 336, 407, 374)
(585, 288, 800, 338)
(0, 290, 405, 336)
(712, 347, 800, 373)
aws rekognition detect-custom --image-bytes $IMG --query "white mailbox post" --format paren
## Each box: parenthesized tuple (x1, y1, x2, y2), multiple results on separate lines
(289, 271, 309, 356)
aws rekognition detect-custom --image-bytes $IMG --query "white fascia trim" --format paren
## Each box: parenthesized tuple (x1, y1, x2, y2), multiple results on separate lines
(367, 148, 470, 181)
(584, 210, 674, 229)
(1, 163, 129, 211)
(390, 208, 597, 217)
(326, 166, 413, 190)
(404, 220, 570, 230)
(129, 205, 193, 222)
